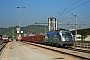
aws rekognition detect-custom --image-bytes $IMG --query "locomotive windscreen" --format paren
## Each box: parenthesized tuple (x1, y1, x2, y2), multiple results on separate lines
(60, 30, 73, 41)
(2, 35, 8, 38)
(61, 30, 72, 36)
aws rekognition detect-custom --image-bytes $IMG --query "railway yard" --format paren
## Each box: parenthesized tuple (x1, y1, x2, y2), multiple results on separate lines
(0, 0, 90, 60)
(0, 19, 90, 60)
(0, 20, 90, 60)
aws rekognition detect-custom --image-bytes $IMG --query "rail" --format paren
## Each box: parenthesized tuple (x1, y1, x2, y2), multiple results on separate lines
(0, 43, 7, 52)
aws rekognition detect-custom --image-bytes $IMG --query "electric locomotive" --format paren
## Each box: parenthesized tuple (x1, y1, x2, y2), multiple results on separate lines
(2, 35, 9, 43)
(45, 30, 74, 47)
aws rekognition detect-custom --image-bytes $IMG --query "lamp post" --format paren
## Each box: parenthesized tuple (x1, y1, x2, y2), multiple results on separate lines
(15, 6, 25, 37)
(72, 14, 77, 47)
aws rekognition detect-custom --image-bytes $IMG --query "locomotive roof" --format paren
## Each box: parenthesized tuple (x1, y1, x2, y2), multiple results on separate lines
(47, 30, 71, 35)
(47, 30, 60, 35)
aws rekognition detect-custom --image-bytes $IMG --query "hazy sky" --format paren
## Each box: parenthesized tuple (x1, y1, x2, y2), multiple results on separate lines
(0, 0, 90, 29)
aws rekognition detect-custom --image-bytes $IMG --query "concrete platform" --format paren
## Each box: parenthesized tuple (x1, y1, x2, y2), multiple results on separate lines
(0, 40, 79, 60)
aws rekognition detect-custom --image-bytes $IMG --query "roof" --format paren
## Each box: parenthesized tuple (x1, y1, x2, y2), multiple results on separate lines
(71, 28, 90, 35)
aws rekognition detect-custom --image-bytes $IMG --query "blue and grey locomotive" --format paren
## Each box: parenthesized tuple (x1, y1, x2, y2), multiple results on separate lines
(45, 30, 74, 47)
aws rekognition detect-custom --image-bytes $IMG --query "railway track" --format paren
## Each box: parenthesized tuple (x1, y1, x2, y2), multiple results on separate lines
(65, 47, 90, 54)
(22, 41, 90, 60)
(0, 43, 7, 53)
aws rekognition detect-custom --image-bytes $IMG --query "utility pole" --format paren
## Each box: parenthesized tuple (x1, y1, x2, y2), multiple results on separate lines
(13, 26, 14, 38)
(72, 14, 77, 47)
(15, 6, 25, 37)
(72, 14, 77, 42)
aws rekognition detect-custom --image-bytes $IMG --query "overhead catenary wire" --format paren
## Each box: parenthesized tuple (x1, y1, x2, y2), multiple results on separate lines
(35, 0, 90, 29)
(56, 0, 90, 17)
(60, 15, 90, 25)
(54, 0, 90, 29)
(58, 12, 90, 29)
(57, 8, 90, 24)
(40, 0, 89, 22)
(58, 8, 90, 21)
(58, 11, 90, 23)
(39, 0, 81, 23)
(51, 0, 81, 17)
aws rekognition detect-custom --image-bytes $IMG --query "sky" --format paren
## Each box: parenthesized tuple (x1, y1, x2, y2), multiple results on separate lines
(0, 0, 90, 29)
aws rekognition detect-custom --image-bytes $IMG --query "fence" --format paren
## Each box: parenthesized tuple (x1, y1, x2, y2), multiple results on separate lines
(75, 41, 90, 49)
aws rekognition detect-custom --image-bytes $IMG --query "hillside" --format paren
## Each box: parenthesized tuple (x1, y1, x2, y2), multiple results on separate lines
(0, 25, 48, 37)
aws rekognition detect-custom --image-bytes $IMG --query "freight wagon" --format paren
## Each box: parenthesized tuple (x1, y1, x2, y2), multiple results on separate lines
(21, 35, 45, 44)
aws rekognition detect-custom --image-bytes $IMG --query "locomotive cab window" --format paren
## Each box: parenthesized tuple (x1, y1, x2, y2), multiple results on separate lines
(61, 30, 72, 36)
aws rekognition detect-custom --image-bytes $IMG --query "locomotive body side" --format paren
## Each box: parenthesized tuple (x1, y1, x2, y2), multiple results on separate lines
(45, 30, 74, 47)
